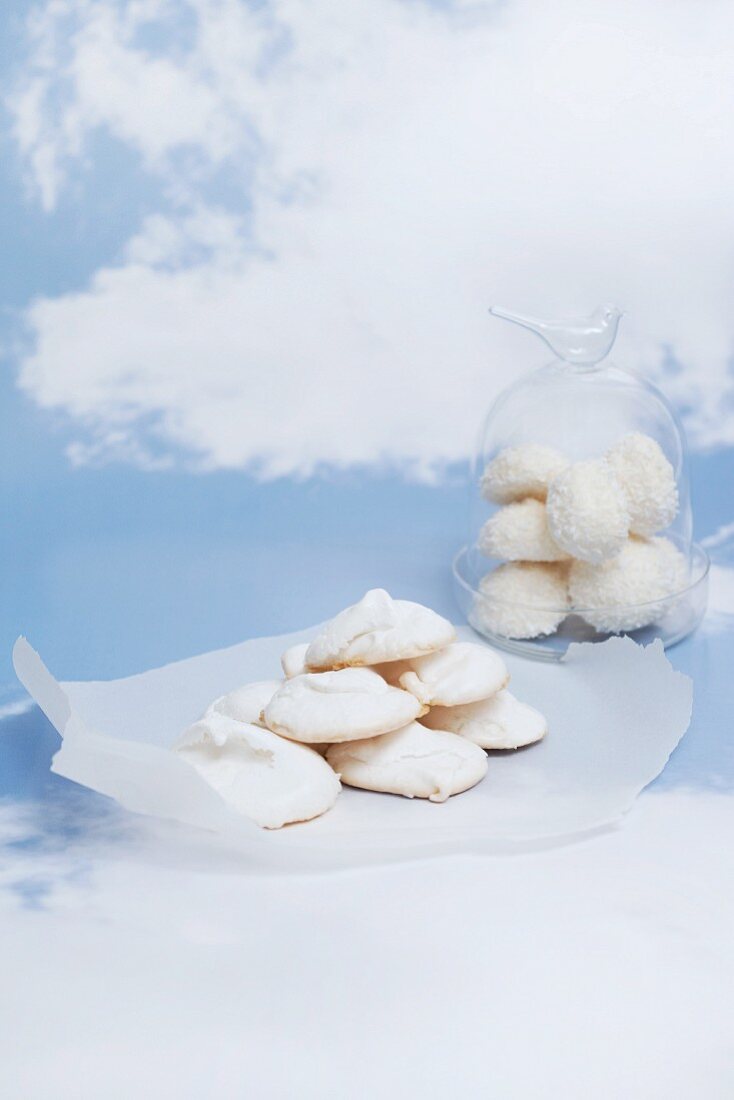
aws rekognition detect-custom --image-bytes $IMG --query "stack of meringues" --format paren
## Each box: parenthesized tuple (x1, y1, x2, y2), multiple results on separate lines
(174, 589, 546, 829)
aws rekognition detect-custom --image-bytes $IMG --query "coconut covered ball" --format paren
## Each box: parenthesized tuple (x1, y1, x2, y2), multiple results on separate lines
(568, 535, 688, 633)
(471, 562, 570, 639)
(480, 444, 569, 505)
(478, 499, 570, 562)
(546, 458, 629, 563)
(605, 432, 678, 537)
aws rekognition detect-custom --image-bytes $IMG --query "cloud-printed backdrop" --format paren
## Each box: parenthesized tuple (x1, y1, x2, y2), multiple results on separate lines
(4, 13, 734, 1091)
(7, 0, 734, 478)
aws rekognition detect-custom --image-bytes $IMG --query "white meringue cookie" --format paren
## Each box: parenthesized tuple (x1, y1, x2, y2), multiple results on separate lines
(175, 713, 341, 829)
(422, 689, 547, 750)
(263, 667, 426, 744)
(205, 679, 282, 726)
(305, 588, 455, 671)
(326, 721, 488, 802)
(281, 643, 310, 678)
(378, 642, 508, 707)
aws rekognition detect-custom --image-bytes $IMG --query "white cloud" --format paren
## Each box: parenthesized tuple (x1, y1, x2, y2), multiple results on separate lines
(0, 698, 33, 720)
(9, 0, 734, 477)
(2, 789, 734, 1097)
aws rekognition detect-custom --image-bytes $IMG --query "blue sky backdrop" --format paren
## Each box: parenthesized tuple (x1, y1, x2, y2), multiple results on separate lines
(3, 0, 734, 691)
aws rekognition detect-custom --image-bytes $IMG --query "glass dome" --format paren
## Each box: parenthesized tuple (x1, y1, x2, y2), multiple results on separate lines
(454, 305, 709, 660)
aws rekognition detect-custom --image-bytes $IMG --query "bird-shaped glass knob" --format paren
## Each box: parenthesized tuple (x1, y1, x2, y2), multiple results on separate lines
(489, 304, 622, 365)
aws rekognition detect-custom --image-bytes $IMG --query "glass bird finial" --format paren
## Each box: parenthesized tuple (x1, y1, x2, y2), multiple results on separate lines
(489, 304, 622, 365)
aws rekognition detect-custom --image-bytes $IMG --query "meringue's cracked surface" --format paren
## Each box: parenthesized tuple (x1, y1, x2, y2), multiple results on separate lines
(305, 588, 455, 670)
(175, 713, 341, 829)
(326, 721, 488, 802)
(379, 642, 509, 708)
(206, 679, 282, 726)
(263, 667, 426, 744)
(423, 689, 547, 750)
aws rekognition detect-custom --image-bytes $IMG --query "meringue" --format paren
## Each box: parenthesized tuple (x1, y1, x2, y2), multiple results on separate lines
(568, 535, 688, 633)
(379, 642, 509, 707)
(206, 679, 282, 726)
(263, 667, 425, 744)
(480, 444, 569, 505)
(479, 499, 570, 562)
(175, 713, 341, 829)
(546, 458, 629, 563)
(305, 588, 455, 670)
(423, 689, 547, 750)
(326, 721, 488, 802)
(472, 562, 569, 639)
(281, 642, 309, 678)
(605, 432, 678, 537)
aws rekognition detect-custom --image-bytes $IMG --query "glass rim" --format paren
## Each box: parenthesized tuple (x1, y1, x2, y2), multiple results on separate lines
(452, 542, 710, 616)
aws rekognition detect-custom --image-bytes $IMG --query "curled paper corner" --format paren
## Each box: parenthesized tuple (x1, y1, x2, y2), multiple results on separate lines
(11, 627, 694, 869)
(13, 636, 72, 736)
(11, 635, 260, 844)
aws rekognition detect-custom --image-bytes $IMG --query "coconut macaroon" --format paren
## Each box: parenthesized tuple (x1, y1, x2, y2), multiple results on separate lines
(480, 444, 569, 505)
(605, 432, 678, 537)
(263, 667, 426, 745)
(472, 562, 569, 639)
(326, 721, 488, 802)
(281, 643, 309, 679)
(205, 679, 282, 727)
(304, 588, 455, 671)
(546, 458, 629, 563)
(423, 690, 547, 750)
(568, 535, 688, 633)
(378, 642, 508, 708)
(175, 713, 341, 829)
(479, 499, 570, 563)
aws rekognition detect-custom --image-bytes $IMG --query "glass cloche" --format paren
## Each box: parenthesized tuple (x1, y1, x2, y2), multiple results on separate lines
(453, 305, 709, 660)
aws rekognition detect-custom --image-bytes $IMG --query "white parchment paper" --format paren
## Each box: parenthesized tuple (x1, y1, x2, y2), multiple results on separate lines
(13, 627, 692, 868)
